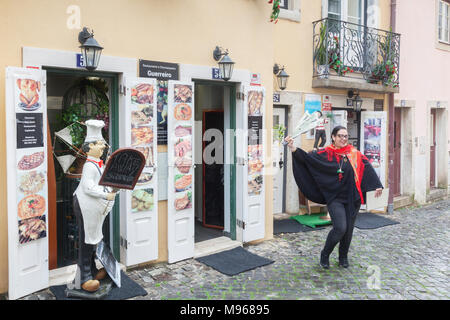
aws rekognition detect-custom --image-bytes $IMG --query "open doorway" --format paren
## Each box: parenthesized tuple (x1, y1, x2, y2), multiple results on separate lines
(45, 68, 119, 269)
(194, 83, 225, 243)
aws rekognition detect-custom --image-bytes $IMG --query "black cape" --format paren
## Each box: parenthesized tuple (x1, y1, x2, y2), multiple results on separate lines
(292, 148, 383, 215)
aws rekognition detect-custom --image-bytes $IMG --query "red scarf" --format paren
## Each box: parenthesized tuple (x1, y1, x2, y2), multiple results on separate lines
(318, 144, 365, 204)
(86, 158, 104, 168)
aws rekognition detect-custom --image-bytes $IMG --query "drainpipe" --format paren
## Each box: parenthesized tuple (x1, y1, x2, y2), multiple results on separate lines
(387, 0, 397, 214)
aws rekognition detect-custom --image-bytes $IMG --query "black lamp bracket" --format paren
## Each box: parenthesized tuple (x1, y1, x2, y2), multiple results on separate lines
(213, 46, 229, 61)
(273, 64, 284, 75)
(347, 89, 360, 99)
(78, 27, 94, 45)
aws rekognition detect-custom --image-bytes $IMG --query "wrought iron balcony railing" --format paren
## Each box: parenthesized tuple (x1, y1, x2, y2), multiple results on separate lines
(313, 18, 400, 88)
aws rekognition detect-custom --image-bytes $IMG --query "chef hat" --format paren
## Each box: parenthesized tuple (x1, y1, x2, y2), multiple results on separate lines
(84, 119, 105, 143)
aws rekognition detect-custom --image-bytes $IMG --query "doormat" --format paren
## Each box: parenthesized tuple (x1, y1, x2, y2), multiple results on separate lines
(274, 219, 326, 234)
(195, 246, 274, 276)
(49, 271, 147, 300)
(355, 212, 399, 229)
(290, 213, 332, 228)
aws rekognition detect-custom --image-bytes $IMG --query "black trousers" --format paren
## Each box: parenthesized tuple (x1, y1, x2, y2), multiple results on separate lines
(314, 129, 326, 148)
(322, 200, 361, 259)
(73, 195, 99, 284)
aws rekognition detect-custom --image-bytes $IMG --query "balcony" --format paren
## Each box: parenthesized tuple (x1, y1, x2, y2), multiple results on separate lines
(312, 18, 400, 93)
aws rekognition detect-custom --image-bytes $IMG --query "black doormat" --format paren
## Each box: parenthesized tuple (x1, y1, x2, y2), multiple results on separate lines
(49, 271, 147, 300)
(273, 219, 326, 234)
(355, 212, 400, 229)
(196, 246, 274, 276)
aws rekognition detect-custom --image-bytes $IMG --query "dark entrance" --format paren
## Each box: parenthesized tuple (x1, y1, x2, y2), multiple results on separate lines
(393, 108, 402, 196)
(45, 68, 119, 269)
(203, 110, 224, 229)
(430, 108, 437, 188)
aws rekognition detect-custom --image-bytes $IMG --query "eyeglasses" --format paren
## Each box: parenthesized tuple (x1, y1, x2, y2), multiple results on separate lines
(337, 134, 349, 139)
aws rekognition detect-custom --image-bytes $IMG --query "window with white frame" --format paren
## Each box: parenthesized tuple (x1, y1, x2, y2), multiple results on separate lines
(438, 0, 450, 43)
(278, 0, 300, 22)
(279, 0, 289, 10)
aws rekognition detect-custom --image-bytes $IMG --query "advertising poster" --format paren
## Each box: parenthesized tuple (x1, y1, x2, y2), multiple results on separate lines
(171, 84, 194, 211)
(129, 80, 157, 214)
(247, 90, 264, 196)
(14, 75, 47, 244)
(304, 94, 322, 114)
(360, 111, 387, 185)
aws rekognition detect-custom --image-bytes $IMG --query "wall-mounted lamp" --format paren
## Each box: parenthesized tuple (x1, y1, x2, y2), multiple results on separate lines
(273, 64, 289, 91)
(213, 46, 235, 81)
(78, 27, 103, 71)
(347, 90, 363, 112)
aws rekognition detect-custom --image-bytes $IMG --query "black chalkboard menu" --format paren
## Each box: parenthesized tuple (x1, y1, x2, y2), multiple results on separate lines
(99, 148, 145, 190)
(16, 113, 44, 149)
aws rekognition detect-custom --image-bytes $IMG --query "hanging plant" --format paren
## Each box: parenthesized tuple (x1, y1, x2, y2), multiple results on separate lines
(268, 0, 281, 23)
(273, 124, 286, 143)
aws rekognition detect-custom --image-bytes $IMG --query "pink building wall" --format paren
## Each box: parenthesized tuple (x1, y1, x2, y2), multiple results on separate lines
(394, 0, 450, 202)
(395, 0, 450, 144)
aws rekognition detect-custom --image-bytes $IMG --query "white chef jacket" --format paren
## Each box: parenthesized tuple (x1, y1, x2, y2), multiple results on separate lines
(74, 156, 115, 245)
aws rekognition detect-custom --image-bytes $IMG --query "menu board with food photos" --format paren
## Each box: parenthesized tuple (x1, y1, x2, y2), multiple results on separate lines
(6, 67, 51, 300)
(247, 89, 264, 196)
(167, 81, 195, 263)
(13, 74, 48, 244)
(120, 77, 159, 266)
(128, 79, 158, 214)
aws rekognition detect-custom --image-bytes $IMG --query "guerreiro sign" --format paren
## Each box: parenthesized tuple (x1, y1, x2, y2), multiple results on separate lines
(139, 60, 179, 80)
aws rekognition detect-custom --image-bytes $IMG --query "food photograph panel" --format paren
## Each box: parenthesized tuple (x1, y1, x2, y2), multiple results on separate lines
(174, 174, 192, 192)
(174, 84, 192, 104)
(131, 126, 154, 147)
(18, 170, 46, 196)
(18, 215, 46, 244)
(174, 190, 192, 211)
(131, 105, 153, 128)
(248, 174, 263, 196)
(15, 77, 42, 112)
(134, 146, 154, 168)
(174, 124, 192, 138)
(131, 188, 154, 213)
(131, 83, 154, 106)
(17, 194, 46, 220)
(16, 149, 45, 171)
(247, 90, 263, 116)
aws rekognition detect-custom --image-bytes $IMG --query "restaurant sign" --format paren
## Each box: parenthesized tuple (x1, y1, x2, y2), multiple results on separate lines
(139, 60, 179, 80)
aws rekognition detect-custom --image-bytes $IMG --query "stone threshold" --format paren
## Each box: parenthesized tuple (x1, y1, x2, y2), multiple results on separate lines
(194, 236, 242, 259)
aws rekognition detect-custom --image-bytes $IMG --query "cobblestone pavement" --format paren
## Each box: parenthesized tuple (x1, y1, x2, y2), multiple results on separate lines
(15, 199, 450, 300)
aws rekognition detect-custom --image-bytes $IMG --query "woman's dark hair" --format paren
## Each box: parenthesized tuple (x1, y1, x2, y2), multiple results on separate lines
(331, 126, 347, 143)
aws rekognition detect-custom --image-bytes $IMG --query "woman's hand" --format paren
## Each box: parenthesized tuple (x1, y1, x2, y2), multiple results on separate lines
(284, 136, 297, 153)
(374, 188, 383, 198)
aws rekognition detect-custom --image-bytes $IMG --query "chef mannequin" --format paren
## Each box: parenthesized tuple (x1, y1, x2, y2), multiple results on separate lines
(73, 120, 117, 293)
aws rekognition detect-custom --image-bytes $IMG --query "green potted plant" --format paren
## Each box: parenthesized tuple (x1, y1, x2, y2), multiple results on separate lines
(315, 22, 330, 79)
(368, 29, 398, 87)
(58, 78, 110, 175)
(328, 36, 354, 76)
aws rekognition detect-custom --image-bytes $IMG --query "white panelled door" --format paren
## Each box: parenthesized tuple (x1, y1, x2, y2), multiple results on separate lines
(272, 107, 286, 214)
(167, 81, 195, 263)
(6, 67, 49, 300)
(237, 86, 266, 243)
(120, 77, 158, 266)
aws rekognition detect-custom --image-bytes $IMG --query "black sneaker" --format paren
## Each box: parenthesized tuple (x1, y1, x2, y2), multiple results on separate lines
(320, 251, 330, 269)
(338, 257, 349, 268)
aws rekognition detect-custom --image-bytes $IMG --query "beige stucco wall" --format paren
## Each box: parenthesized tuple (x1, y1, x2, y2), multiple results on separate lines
(0, 0, 275, 294)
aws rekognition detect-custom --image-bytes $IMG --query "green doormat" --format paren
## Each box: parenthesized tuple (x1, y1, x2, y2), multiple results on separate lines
(290, 213, 332, 228)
